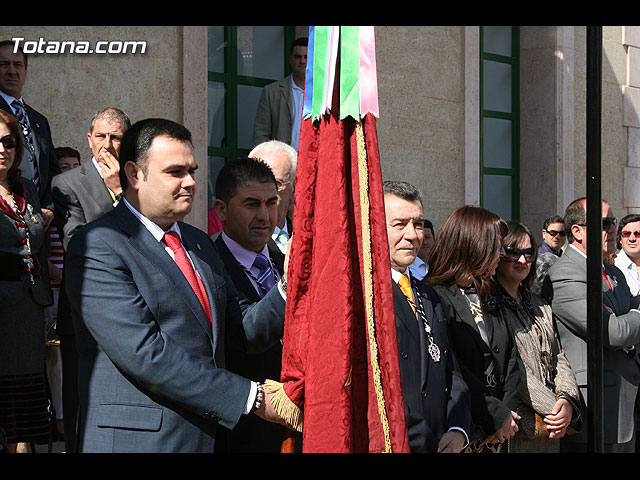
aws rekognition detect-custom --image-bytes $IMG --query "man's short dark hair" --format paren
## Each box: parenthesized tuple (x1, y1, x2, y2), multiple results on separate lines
(55, 146, 81, 163)
(215, 157, 277, 205)
(291, 37, 308, 54)
(543, 215, 565, 231)
(118, 118, 192, 189)
(0, 39, 27, 68)
(382, 180, 423, 207)
(564, 197, 587, 243)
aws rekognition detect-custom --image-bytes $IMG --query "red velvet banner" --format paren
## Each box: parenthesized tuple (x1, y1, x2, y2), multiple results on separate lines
(280, 107, 409, 453)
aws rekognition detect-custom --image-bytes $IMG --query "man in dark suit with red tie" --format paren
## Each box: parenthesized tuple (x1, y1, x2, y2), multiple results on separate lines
(211, 157, 287, 452)
(383, 180, 470, 453)
(64, 119, 289, 452)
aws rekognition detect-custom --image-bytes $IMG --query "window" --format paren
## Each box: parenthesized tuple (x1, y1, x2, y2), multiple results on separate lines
(207, 26, 296, 207)
(480, 26, 520, 220)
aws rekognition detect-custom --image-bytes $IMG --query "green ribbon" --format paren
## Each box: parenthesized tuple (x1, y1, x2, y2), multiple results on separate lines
(339, 26, 360, 121)
(311, 26, 329, 122)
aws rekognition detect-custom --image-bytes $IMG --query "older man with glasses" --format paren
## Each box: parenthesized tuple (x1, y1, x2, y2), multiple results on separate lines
(615, 214, 640, 296)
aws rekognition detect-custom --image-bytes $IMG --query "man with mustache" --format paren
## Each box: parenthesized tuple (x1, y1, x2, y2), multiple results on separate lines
(212, 156, 285, 452)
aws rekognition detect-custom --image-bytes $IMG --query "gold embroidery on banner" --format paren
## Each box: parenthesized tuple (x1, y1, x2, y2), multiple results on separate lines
(356, 121, 393, 453)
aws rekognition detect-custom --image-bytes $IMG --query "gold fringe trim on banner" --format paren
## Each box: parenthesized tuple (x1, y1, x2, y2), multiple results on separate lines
(355, 120, 393, 453)
(264, 379, 304, 432)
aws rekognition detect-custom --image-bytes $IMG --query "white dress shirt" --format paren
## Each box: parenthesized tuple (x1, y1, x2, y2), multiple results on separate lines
(615, 249, 640, 296)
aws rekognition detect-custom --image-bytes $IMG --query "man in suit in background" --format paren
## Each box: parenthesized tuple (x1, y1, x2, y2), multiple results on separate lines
(383, 180, 470, 453)
(51, 107, 130, 452)
(249, 140, 296, 253)
(0, 39, 58, 229)
(65, 118, 288, 452)
(52, 107, 130, 249)
(212, 157, 286, 452)
(252, 37, 307, 151)
(546, 197, 640, 452)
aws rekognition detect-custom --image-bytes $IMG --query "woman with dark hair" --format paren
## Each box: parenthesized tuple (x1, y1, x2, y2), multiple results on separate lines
(426, 205, 521, 453)
(0, 109, 52, 452)
(494, 221, 581, 452)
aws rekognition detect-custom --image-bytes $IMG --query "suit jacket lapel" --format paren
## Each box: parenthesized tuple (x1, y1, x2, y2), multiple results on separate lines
(214, 235, 262, 302)
(113, 204, 214, 340)
(413, 282, 437, 387)
(603, 263, 622, 313)
(24, 104, 42, 163)
(80, 161, 115, 213)
(439, 283, 491, 352)
(394, 281, 430, 388)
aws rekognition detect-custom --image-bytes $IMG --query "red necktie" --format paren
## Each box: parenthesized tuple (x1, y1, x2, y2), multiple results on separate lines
(164, 232, 212, 326)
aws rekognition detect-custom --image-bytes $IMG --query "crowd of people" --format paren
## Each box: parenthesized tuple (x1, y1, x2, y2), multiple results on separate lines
(1, 34, 640, 455)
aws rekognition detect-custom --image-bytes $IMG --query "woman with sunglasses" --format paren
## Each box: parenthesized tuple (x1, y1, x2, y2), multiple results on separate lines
(0, 109, 52, 452)
(494, 220, 581, 452)
(427, 206, 522, 453)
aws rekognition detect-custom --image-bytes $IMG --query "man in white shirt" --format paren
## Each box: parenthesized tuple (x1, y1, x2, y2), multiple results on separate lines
(252, 37, 307, 150)
(615, 214, 640, 296)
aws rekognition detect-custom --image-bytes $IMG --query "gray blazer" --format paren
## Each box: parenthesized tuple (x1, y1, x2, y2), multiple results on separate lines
(65, 201, 286, 452)
(252, 74, 293, 146)
(51, 160, 114, 251)
(546, 245, 640, 445)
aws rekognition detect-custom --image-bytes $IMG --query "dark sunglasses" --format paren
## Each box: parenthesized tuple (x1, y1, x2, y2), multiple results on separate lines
(544, 228, 566, 237)
(578, 217, 617, 231)
(502, 246, 534, 263)
(0, 134, 17, 150)
(621, 230, 640, 238)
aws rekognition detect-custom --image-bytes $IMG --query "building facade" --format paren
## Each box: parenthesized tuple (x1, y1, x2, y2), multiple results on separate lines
(0, 25, 637, 244)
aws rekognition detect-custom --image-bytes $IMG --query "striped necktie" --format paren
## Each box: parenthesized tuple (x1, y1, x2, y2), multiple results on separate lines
(253, 253, 276, 296)
(11, 99, 39, 190)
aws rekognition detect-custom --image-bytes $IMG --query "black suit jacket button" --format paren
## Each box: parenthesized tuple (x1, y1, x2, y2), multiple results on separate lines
(401, 352, 409, 359)
(492, 346, 500, 354)
(421, 391, 428, 398)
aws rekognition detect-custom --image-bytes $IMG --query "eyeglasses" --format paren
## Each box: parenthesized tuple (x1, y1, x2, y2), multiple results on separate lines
(577, 217, 617, 231)
(0, 134, 16, 150)
(502, 246, 534, 263)
(276, 180, 291, 192)
(621, 230, 640, 239)
(544, 228, 566, 237)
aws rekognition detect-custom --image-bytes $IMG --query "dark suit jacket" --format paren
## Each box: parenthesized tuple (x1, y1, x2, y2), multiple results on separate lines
(546, 245, 640, 444)
(431, 283, 521, 439)
(213, 234, 286, 452)
(65, 201, 286, 452)
(0, 96, 59, 211)
(394, 276, 470, 452)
